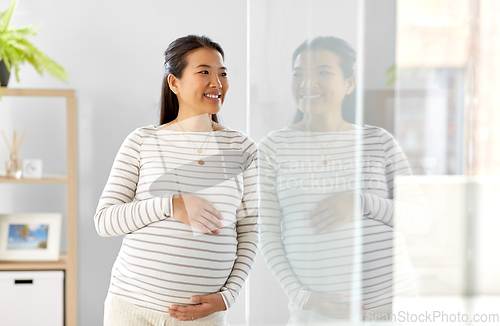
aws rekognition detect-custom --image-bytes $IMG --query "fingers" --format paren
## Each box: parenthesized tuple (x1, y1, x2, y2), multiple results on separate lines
(314, 293, 344, 302)
(181, 195, 225, 235)
(190, 215, 221, 235)
(308, 209, 330, 228)
(328, 303, 351, 319)
(190, 295, 210, 303)
(190, 221, 214, 235)
(311, 213, 343, 234)
(204, 205, 225, 223)
(200, 211, 224, 230)
(194, 203, 224, 234)
(167, 305, 199, 321)
(167, 302, 213, 321)
(307, 204, 327, 219)
(321, 218, 347, 233)
(313, 301, 350, 319)
(306, 293, 366, 320)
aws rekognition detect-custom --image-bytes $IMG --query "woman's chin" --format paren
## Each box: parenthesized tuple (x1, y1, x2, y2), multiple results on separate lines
(298, 105, 330, 116)
(201, 105, 222, 116)
(208, 108, 221, 115)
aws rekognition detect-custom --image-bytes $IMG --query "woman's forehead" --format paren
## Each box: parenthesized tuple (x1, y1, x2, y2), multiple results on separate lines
(293, 49, 341, 68)
(186, 48, 224, 67)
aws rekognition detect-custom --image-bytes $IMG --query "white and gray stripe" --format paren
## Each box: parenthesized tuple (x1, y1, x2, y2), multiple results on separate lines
(94, 125, 258, 313)
(258, 125, 430, 314)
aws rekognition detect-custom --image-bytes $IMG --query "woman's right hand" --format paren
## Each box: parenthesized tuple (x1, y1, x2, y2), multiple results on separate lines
(172, 194, 224, 234)
(303, 292, 365, 319)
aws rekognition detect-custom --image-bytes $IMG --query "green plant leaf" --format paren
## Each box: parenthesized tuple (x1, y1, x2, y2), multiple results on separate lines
(385, 64, 397, 87)
(0, 0, 70, 93)
(0, 0, 17, 32)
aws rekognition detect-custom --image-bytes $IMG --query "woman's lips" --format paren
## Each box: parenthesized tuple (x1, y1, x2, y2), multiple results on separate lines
(204, 93, 221, 102)
(300, 94, 323, 100)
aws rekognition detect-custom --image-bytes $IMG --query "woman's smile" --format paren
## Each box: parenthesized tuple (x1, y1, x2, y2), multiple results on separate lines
(204, 92, 222, 101)
(292, 49, 354, 115)
(299, 93, 323, 100)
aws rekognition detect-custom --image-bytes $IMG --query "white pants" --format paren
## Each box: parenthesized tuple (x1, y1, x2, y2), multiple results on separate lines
(103, 293, 229, 326)
(287, 304, 396, 326)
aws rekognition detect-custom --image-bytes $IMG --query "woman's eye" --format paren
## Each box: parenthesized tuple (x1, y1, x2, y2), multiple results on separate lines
(199, 70, 209, 74)
(220, 72, 227, 77)
(319, 71, 331, 75)
(292, 73, 302, 78)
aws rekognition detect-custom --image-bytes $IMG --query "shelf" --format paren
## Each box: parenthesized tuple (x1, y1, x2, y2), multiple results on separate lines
(0, 87, 75, 98)
(0, 254, 68, 271)
(1, 88, 78, 325)
(0, 174, 67, 184)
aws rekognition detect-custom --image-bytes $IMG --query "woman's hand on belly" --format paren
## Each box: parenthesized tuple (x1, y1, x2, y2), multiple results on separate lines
(303, 292, 365, 319)
(167, 293, 226, 321)
(306, 192, 363, 233)
(172, 194, 225, 235)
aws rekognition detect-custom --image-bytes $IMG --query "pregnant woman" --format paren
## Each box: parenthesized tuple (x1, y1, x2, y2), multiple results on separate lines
(94, 35, 258, 326)
(259, 36, 430, 324)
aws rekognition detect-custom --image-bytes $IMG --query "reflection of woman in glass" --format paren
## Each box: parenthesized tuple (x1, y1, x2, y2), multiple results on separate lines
(94, 35, 258, 325)
(259, 36, 429, 324)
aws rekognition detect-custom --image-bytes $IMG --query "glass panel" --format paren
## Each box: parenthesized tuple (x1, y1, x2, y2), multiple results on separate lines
(248, 0, 500, 324)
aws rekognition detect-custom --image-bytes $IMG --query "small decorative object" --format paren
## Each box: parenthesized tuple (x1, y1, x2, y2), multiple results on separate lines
(23, 159, 43, 178)
(1, 129, 25, 178)
(0, 213, 62, 261)
(0, 0, 69, 98)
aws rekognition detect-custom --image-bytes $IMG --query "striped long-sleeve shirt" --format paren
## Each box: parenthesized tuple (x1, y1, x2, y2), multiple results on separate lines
(258, 125, 430, 317)
(94, 125, 258, 313)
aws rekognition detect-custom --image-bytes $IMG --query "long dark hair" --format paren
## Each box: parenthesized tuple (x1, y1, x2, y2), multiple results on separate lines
(291, 36, 357, 124)
(160, 35, 224, 125)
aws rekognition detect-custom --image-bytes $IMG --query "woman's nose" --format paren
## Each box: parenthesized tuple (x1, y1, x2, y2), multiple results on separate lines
(300, 73, 318, 88)
(210, 75, 222, 89)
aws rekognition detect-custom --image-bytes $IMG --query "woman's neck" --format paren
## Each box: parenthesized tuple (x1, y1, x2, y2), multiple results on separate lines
(301, 112, 344, 132)
(174, 113, 215, 132)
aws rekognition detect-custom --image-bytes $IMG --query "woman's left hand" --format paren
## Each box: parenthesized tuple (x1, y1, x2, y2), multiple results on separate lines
(306, 192, 363, 233)
(167, 293, 226, 321)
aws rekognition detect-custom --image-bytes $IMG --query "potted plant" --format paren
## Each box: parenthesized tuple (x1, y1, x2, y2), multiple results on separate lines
(0, 0, 69, 98)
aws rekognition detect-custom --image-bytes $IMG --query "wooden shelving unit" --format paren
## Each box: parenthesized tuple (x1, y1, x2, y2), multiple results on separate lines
(0, 254, 69, 271)
(0, 88, 78, 326)
(0, 174, 67, 183)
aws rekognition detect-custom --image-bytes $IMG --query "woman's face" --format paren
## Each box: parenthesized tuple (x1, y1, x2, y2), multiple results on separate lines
(170, 48, 228, 116)
(291, 49, 355, 115)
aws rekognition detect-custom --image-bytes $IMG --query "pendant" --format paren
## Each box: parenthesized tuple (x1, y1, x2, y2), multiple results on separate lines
(198, 160, 205, 165)
(197, 149, 203, 154)
(322, 149, 327, 154)
(323, 160, 328, 165)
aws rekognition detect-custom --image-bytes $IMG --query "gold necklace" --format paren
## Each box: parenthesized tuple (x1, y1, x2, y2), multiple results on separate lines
(175, 118, 213, 165)
(304, 120, 344, 165)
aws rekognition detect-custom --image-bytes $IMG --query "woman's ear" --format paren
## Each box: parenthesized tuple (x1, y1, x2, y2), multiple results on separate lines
(168, 74, 178, 94)
(346, 75, 356, 94)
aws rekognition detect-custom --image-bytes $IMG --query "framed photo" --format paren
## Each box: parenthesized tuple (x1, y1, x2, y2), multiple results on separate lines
(23, 159, 43, 178)
(0, 213, 61, 261)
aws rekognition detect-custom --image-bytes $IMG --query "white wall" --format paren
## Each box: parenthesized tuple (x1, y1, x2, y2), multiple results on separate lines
(2, 1, 248, 325)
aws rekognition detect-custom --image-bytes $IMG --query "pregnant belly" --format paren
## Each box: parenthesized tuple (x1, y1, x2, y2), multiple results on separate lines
(283, 218, 395, 295)
(112, 219, 237, 306)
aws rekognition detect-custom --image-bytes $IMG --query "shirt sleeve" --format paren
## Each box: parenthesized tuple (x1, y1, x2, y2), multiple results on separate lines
(94, 128, 173, 237)
(361, 128, 431, 234)
(218, 135, 259, 309)
(258, 134, 311, 309)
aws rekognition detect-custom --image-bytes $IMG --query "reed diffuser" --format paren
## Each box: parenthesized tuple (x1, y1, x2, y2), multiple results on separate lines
(1, 129, 25, 178)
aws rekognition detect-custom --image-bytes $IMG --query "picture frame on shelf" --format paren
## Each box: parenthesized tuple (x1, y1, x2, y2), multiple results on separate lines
(22, 159, 43, 178)
(0, 213, 61, 261)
